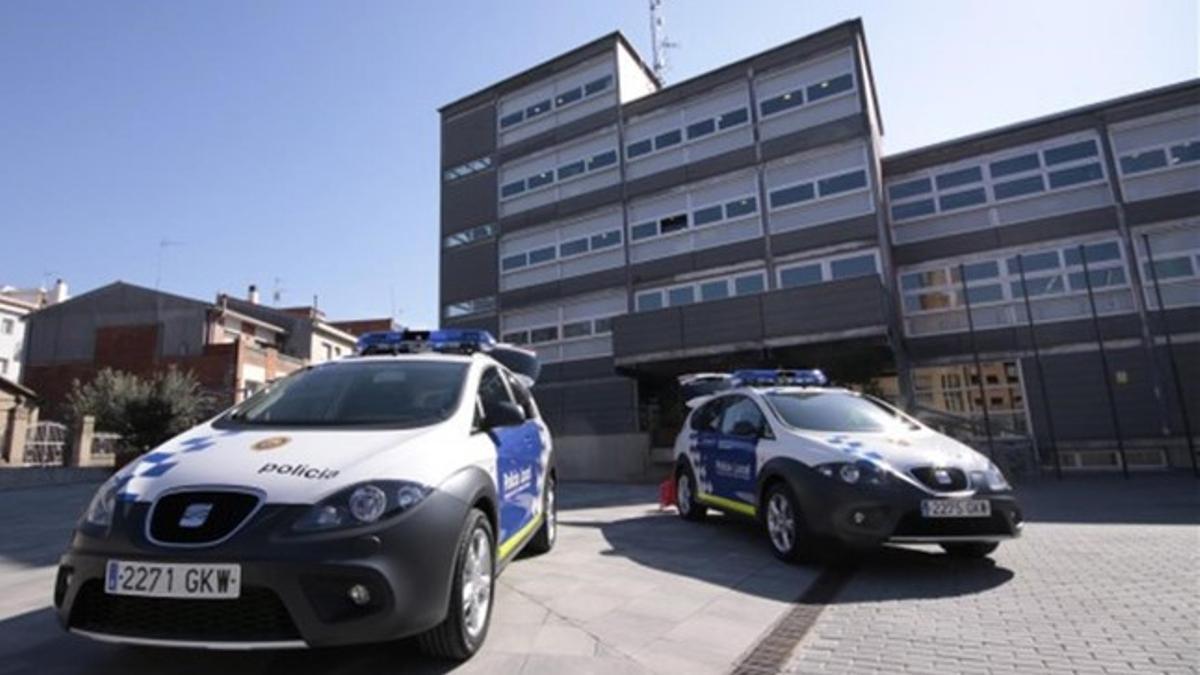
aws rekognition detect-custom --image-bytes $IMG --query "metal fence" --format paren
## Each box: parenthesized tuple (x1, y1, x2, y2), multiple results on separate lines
(92, 432, 124, 457)
(24, 421, 68, 466)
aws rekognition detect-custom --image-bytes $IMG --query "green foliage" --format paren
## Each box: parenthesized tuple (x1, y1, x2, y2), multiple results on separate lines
(65, 368, 215, 451)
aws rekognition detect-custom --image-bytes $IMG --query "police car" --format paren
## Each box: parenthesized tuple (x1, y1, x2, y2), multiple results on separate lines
(54, 329, 555, 660)
(672, 369, 1022, 561)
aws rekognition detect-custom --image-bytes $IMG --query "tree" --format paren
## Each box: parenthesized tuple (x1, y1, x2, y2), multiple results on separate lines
(65, 367, 215, 454)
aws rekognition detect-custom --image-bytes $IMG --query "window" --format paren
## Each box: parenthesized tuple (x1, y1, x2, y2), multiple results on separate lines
(591, 230, 622, 249)
(965, 285, 1004, 304)
(502, 253, 528, 271)
(1, 318, 13, 335)
(528, 246, 556, 265)
(593, 317, 613, 334)
(502, 330, 529, 345)
(780, 263, 821, 288)
(720, 397, 768, 436)
(687, 118, 716, 139)
(1043, 140, 1097, 165)
(637, 270, 767, 311)
(555, 87, 583, 108)
(1063, 241, 1121, 265)
(718, 107, 749, 129)
(562, 320, 592, 338)
(699, 280, 729, 301)
(530, 326, 559, 343)
(588, 150, 618, 171)
(631, 221, 657, 240)
(734, 274, 765, 295)
(660, 213, 689, 235)
(560, 238, 589, 257)
(693, 204, 724, 226)
(1068, 267, 1126, 291)
(1145, 257, 1194, 280)
(993, 175, 1045, 200)
(478, 367, 514, 421)
(0, 358, 7, 375)
(667, 286, 695, 307)
(502, 146, 618, 200)
(584, 75, 612, 96)
(891, 199, 936, 220)
(1048, 163, 1103, 189)
(962, 260, 999, 281)
(1171, 140, 1200, 164)
(888, 178, 932, 201)
(690, 397, 726, 431)
(636, 292, 663, 311)
(627, 139, 653, 159)
(725, 196, 757, 219)
(989, 153, 1040, 178)
(769, 182, 815, 209)
(503, 370, 537, 419)
(527, 170, 554, 190)
(806, 73, 854, 102)
(1005, 250, 1059, 274)
(444, 296, 496, 318)
(501, 180, 526, 198)
(830, 254, 878, 280)
(443, 156, 492, 182)
(818, 170, 867, 197)
(557, 160, 586, 181)
(525, 99, 551, 118)
(936, 167, 983, 190)
(444, 223, 496, 249)
(939, 188, 987, 210)
(500, 111, 525, 129)
(760, 89, 804, 117)
(1120, 149, 1168, 174)
(655, 129, 682, 150)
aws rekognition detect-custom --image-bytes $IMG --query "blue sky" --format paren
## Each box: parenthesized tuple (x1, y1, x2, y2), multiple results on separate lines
(1, 0, 1195, 325)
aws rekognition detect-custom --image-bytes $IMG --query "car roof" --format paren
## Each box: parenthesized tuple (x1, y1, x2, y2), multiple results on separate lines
(318, 352, 483, 367)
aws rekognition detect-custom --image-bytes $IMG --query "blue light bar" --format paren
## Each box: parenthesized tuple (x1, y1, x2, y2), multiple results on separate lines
(731, 369, 828, 387)
(356, 329, 496, 355)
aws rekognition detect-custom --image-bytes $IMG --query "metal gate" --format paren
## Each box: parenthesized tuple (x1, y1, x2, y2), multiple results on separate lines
(24, 421, 68, 466)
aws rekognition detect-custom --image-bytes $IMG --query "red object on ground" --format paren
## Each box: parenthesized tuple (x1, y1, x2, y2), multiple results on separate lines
(659, 476, 676, 510)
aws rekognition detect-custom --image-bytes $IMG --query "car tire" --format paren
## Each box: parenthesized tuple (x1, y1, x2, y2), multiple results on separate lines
(676, 463, 707, 522)
(763, 481, 808, 563)
(526, 474, 557, 554)
(417, 509, 494, 661)
(940, 542, 999, 559)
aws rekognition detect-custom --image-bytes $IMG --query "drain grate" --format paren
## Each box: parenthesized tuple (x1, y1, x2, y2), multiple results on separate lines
(729, 565, 856, 675)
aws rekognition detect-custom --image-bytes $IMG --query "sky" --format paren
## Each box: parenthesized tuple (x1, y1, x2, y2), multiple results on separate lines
(1, 0, 1196, 326)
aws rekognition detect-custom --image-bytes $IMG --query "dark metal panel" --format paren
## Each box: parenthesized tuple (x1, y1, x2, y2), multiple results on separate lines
(624, 166, 689, 201)
(612, 308, 685, 357)
(441, 171, 498, 235)
(761, 276, 887, 337)
(555, 183, 624, 219)
(628, 253, 696, 285)
(692, 238, 766, 270)
(441, 105, 496, 169)
(891, 207, 1119, 267)
(558, 267, 627, 297)
(498, 281, 561, 310)
(760, 114, 870, 163)
(441, 242, 498, 304)
(1148, 306, 1200, 336)
(496, 109, 619, 164)
(684, 146, 758, 184)
(1124, 190, 1200, 226)
(441, 315, 499, 336)
(498, 202, 557, 235)
(769, 214, 877, 256)
(681, 296, 763, 348)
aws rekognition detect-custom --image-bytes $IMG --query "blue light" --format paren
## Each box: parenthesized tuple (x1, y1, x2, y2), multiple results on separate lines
(356, 329, 497, 355)
(731, 369, 827, 387)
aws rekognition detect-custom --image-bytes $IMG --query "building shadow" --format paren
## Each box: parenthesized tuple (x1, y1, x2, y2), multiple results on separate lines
(1017, 473, 1200, 524)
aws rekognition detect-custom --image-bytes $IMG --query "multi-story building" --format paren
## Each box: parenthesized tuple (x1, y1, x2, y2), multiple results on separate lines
(21, 281, 361, 414)
(0, 279, 70, 382)
(438, 20, 1199, 478)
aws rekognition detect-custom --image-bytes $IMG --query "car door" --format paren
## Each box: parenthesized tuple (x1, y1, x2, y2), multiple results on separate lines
(477, 367, 540, 547)
(711, 395, 767, 507)
(688, 397, 726, 498)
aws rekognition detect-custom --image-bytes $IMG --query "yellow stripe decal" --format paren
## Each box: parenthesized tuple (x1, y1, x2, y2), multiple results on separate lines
(498, 514, 544, 559)
(697, 492, 756, 517)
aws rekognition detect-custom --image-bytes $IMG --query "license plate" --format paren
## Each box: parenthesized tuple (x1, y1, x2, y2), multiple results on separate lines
(105, 560, 241, 599)
(920, 499, 991, 518)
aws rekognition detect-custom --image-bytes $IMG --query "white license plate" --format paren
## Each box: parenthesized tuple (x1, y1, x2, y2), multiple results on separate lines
(105, 560, 241, 599)
(920, 499, 991, 518)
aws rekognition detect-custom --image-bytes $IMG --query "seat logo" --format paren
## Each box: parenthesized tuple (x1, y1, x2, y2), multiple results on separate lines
(179, 502, 214, 529)
(934, 469, 953, 485)
(252, 436, 290, 451)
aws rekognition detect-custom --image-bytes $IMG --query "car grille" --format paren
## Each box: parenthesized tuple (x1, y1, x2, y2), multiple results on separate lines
(148, 490, 260, 545)
(69, 580, 300, 642)
(893, 510, 1017, 537)
(910, 467, 969, 492)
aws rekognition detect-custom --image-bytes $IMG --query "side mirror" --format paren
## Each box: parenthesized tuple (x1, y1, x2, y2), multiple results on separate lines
(731, 420, 760, 437)
(483, 400, 526, 429)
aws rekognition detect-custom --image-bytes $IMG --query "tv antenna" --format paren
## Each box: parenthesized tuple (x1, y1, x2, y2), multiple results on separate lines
(272, 277, 286, 305)
(649, 0, 680, 83)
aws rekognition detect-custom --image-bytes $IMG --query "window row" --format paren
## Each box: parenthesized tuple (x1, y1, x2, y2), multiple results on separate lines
(1136, 224, 1200, 309)
(501, 228, 623, 273)
(443, 296, 496, 319)
(635, 270, 767, 312)
(444, 223, 496, 249)
(630, 194, 759, 243)
(901, 239, 1128, 314)
(888, 138, 1107, 223)
(1118, 138, 1200, 176)
(758, 72, 855, 118)
(776, 251, 879, 289)
(625, 107, 751, 160)
(501, 314, 615, 346)
(500, 147, 618, 200)
(768, 168, 869, 211)
(499, 74, 614, 131)
(443, 156, 492, 183)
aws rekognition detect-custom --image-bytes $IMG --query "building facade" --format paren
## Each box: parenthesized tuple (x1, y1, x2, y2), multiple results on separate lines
(0, 279, 70, 381)
(438, 20, 1199, 478)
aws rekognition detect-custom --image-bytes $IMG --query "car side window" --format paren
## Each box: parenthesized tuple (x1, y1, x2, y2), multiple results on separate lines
(719, 396, 768, 437)
(503, 371, 537, 419)
(690, 397, 726, 432)
(476, 367, 514, 428)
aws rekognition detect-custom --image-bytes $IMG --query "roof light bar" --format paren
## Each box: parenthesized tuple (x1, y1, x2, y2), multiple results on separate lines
(356, 329, 496, 356)
(730, 369, 828, 387)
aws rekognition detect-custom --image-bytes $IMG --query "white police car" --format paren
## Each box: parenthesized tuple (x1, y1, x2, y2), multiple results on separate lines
(672, 369, 1022, 561)
(55, 330, 556, 660)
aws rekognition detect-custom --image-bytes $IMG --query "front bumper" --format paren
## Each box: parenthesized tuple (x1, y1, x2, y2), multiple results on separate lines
(785, 469, 1023, 548)
(55, 490, 471, 649)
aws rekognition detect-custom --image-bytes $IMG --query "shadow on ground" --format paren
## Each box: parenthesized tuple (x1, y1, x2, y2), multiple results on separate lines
(1017, 473, 1200, 524)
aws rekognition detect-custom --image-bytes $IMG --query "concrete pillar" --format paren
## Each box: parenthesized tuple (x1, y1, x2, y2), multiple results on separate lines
(6, 404, 36, 466)
(69, 415, 95, 468)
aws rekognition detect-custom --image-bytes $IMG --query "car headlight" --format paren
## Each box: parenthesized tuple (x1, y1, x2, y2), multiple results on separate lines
(975, 463, 1011, 491)
(816, 460, 889, 485)
(292, 481, 431, 532)
(82, 471, 130, 528)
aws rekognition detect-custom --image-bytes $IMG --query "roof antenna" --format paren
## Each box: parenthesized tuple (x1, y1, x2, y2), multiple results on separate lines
(649, 0, 679, 83)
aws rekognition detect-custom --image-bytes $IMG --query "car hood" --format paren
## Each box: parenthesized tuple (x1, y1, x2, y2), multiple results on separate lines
(115, 423, 440, 504)
(797, 427, 991, 473)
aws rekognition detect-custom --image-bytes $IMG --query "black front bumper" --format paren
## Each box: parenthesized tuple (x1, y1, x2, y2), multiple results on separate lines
(781, 468, 1023, 548)
(55, 490, 471, 649)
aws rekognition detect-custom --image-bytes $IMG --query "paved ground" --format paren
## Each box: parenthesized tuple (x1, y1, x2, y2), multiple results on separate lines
(0, 476, 1196, 675)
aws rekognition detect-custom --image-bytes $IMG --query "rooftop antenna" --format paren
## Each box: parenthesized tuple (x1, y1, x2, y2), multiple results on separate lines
(649, 0, 680, 83)
(272, 277, 286, 305)
(155, 239, 184, 290)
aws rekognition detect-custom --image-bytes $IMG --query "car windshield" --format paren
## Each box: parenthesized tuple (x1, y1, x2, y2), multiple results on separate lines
(224, 360, 469, 428)
(765, 391, 921, 433)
